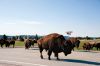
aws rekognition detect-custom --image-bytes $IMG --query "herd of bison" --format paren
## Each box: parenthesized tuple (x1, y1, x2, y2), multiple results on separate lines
(0, 33, 100, 60)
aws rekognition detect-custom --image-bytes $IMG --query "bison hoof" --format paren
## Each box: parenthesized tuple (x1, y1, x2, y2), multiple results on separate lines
(48, 57, 51, 60)
(41, 56, 43, 59)
(48, 58, 51, 60)
(57, 58, 60, 60)
(41, 58, 43, 59)
(41, 57, 43, 59)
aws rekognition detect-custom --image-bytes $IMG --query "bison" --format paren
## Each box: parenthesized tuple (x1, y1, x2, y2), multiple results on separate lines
(0, 39, 5, 48)
(83, 41, 95, 50)
(37, 33, 75, 60)
(24, 39, 37, 49)
(93, 42, 100, 50)
(0, 39, 15, 48)
(5, 40, 15, 48)
(83, 43, 92, 50)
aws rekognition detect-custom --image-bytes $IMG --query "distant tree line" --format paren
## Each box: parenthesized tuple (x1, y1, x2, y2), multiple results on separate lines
(0, 34, 43, 41)
(0, 34, 100, 41)
(77, 36, 100, 40)
(16, 34, 41, 41)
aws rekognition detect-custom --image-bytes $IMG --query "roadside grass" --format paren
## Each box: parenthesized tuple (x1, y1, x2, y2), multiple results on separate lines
(77, 39, 99, 50)
(15, 41, 24, 47)
(15, 41, 38, 47)
(15, 39, 100, 51)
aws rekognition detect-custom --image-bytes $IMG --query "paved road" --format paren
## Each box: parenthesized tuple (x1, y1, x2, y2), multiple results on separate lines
(0, 48, 100, 66)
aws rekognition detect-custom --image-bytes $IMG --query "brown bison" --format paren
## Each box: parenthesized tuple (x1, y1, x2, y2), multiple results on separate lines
(83, 41, 100, 51)
(83, 41, 95, 50)
(93, 42, 100, 50)
(24, 39, 37, 49)
(37, 33, 75, 60)
(68, 37, 80, 50)
(0, 39, 5, 48)
(5, 40, 15, 48)
(83, 43, 92, 50)
(0, 39, 15, 48)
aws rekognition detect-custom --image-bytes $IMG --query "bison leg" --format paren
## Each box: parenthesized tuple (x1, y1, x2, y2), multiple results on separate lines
(25, 44, 29, 49)
(39, 48, 43, 59)
(1, 44, 3, 48)
(76, 45, 79, 49)
(5, 44, 8, 47)
(54, 53, 59, 60)
(48, 50, 52, 60)
(7, 44, 10, 48)
(97, 47, 98, 50)
(31, 43, 34, 48)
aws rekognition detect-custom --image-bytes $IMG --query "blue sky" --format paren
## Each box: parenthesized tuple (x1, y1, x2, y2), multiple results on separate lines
(0, 0, 100, 37)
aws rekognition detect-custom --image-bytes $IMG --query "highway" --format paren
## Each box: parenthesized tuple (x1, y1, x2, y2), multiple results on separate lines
(0, 48, 100, 66)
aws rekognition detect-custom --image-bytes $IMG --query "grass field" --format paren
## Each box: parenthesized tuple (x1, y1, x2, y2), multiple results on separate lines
(15, 41, 37, 47)
(78, 39, 100, 50)
(15, 41, 24, 47)
(15, 39, 100, 50)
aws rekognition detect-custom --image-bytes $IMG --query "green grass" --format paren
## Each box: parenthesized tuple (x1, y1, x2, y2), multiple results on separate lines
(77, 39, 99, 50)
(79, 40, 86, 49)
(15, 39, 100, 51)
(15, 41, 38, 47)
(15, 41, 24, 47)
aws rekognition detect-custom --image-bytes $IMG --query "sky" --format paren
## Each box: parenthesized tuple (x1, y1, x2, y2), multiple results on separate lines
(0, 0, 100, 37)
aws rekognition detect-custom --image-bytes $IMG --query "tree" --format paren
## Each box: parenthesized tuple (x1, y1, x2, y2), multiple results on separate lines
(19, 36, 24, 41)
(2, 34, 7, 40)
(86, 36, 92, 40)
(35, 34, 39, 40)
(15, 35, 18, 40)
(12, 36, 16, 40)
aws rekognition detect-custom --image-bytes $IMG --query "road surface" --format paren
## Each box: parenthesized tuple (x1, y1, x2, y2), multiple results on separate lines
(0, 48, 100, 66)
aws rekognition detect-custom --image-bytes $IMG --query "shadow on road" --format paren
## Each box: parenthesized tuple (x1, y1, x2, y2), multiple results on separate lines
(60, 59, 100, 65)
(29, 47, 39, 50)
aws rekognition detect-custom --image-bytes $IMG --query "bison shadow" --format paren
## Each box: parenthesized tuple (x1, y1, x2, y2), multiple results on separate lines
(59, 59, 100, 65)
(29, 47, 39, 50)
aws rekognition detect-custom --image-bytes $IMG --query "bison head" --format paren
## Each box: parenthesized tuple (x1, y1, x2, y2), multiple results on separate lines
(63, 40, 75, 56)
